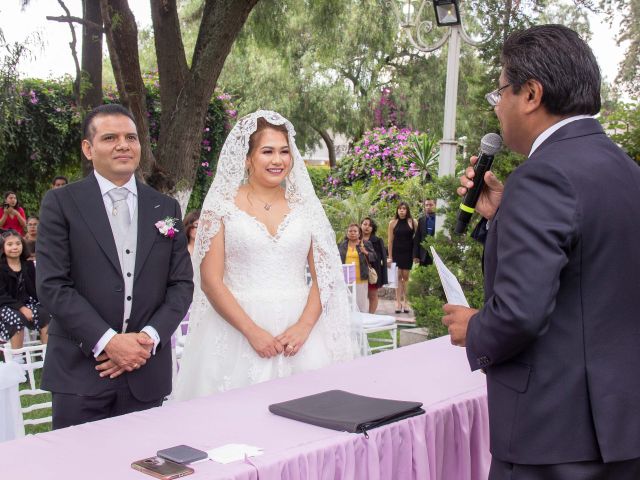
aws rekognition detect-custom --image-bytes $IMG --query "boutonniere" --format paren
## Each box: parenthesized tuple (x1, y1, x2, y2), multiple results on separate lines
(155, 217, 179, 238)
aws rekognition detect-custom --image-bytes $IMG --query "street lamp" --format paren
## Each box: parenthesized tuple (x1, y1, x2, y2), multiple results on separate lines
(433, 0, 461, 26)
(389, 0, 480, 180)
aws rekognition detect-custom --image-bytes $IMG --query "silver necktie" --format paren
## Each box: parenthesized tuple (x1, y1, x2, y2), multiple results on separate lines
(107, 187, 131, 234)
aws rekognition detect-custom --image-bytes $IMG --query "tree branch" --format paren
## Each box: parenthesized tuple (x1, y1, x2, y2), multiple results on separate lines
(46, 15, 104, 32)
(55, 0, 81, 101)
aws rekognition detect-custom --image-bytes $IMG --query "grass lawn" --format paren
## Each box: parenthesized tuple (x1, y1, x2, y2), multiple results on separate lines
(19, 369, 52, 435)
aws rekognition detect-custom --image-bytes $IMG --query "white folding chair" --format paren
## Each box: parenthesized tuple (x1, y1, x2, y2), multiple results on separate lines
(0, 340, 52, 429)
(342, 263, 397, 352)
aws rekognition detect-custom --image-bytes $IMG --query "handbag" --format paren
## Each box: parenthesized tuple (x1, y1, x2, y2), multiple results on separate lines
(361, 243, 378, 284)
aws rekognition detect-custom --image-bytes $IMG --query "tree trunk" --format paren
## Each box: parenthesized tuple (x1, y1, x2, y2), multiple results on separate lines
(103, 0, 259, 197)
(314, 127, 337, 168)
(100, 0, 154, 176)
(153, 0, 259, 195)
(80, 0, 103, 177)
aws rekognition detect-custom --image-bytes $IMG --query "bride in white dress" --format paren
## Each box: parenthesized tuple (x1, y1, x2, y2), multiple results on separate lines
(174, 110, 360, 400)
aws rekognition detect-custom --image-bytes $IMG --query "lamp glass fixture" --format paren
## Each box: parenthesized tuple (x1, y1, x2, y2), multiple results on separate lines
(433, 0, 461, 26)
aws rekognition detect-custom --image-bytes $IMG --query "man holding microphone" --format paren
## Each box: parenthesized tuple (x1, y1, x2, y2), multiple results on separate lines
(443, 25, 640, 479)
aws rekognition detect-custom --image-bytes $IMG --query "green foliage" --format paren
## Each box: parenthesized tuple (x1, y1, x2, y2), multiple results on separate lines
(104, 73, 236, 212)
(307, 165, 330, 196)
(0, 77, 81, 215)
(600, 100, 640, 163)
(406, 175, 485, 338)
(601, 0, 640, 96)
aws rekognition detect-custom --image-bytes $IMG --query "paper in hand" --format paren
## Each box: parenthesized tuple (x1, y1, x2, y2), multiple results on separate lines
(429, 246, 469, 307)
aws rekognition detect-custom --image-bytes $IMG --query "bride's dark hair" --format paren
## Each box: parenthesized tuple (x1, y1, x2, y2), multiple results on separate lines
(247, 118, 289, 156)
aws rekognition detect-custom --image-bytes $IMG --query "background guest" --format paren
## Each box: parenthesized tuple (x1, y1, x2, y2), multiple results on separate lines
(51, 176, 68, 189)
(0, 191, 27, 236)
(0, 230, 50, 358)
(338, 223, 376, 313)
(24, 216, 39, 242)
(387, 202, 416, 314)
(361, 217, 387, 314)
(413, 198, 436, 267)
(183, 209, 201, 256)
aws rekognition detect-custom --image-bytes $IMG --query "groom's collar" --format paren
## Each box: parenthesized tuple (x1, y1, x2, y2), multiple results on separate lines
(93, 170, 138, 198)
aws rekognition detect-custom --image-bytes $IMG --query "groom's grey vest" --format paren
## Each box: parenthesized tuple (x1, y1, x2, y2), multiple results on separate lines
(107, 203, 138, 333)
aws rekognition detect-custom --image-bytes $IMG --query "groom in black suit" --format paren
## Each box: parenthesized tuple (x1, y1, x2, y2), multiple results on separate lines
(37, 104, 193, 429)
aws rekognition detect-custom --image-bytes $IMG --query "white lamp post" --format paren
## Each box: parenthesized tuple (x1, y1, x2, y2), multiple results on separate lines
(389, 0, 480, 179)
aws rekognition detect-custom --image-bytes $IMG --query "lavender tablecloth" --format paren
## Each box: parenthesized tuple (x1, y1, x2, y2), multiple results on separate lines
(0, 335, 489, 479)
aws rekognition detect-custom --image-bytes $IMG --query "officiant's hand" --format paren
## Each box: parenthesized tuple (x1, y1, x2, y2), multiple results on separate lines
(276, 321, 312, 357)
(246, 326, 284, 358)
(441, 304, 478, 347)
(96, 333, 154, 378)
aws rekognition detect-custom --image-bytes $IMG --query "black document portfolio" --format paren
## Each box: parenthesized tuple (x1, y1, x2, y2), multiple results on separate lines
(269, 390, 425, 436)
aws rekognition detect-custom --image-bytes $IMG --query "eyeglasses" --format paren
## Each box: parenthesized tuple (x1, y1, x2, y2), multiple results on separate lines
(485, 84, 511, 107)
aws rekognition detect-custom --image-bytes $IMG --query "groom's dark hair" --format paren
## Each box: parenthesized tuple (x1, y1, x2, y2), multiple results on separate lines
(82, 104, 137, 141)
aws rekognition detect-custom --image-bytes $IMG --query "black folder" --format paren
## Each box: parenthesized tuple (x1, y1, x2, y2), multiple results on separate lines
(269, 390, 425, 436)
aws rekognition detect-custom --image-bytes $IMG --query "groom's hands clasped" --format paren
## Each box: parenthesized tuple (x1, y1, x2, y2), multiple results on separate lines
(96, 332, 154, 378)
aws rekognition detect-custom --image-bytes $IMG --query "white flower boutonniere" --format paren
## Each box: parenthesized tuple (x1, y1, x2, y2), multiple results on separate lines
(155, 217, 179, 238)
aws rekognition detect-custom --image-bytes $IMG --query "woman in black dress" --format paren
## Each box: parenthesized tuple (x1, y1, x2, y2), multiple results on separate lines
(361, 217, 387, 314)
(387, 202, 417, 313)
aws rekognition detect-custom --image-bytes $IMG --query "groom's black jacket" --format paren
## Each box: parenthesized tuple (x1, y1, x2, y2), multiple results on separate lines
(37, 173, 193, 402)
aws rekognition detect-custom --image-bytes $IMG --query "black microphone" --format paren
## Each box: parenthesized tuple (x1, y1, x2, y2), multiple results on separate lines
(454, 133, 502, 235)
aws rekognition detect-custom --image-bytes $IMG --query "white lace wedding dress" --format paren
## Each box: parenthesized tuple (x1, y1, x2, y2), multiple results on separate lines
(174, 205, 343, 399)
(173, 110, 360, 401)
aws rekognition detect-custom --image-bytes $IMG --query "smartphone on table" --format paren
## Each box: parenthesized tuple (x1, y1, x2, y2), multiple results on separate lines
(131, 456, 194, 479)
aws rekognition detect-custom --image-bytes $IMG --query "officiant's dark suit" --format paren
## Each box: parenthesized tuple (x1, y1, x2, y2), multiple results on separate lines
(443, 26, 640, 479)
(37, 105, 193, 429)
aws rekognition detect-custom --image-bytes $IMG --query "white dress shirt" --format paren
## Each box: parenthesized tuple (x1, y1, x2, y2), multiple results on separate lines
(528, 115, 592, 157)
(92, 171, 160, 358)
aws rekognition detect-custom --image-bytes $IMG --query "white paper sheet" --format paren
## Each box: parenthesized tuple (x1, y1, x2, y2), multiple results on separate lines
(206, 443, 263, 464)
(430, 246, 469, 307)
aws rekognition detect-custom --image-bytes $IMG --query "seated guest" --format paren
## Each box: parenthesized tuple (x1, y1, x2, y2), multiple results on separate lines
(0, 192, 26, 236)
(0, 230, 50, 358)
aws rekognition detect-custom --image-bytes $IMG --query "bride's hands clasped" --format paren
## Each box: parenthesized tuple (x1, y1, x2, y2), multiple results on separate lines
(276, 321, 313, 357)
(246, 325, 284, 358)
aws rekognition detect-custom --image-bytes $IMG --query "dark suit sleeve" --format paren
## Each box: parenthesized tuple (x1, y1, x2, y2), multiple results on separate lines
(144, 199, 194, 348)
(413, 218, 423, 259)
(36, 189, 113, 356)
(466, 162, 578, 370)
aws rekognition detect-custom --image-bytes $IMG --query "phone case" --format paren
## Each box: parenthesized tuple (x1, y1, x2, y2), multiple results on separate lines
(157, 445, 208, 464)
(131, 456, 194, 479)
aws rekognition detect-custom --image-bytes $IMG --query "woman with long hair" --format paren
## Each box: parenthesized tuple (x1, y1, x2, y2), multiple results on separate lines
(0, 192, 27, 236)
(361, 217, 387, 313)
(388, 202, 417, 313)
(0, 230, 51, 358)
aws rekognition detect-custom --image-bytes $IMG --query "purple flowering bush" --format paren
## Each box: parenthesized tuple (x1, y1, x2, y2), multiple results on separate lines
(324, 126, 426, 197)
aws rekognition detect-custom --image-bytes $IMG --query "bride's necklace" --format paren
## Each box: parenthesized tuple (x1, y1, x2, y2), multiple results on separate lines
(248, 186, 280, 211)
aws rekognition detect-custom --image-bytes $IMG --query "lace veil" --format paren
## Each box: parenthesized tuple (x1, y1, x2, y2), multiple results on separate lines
(190, 110, 357, 362)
